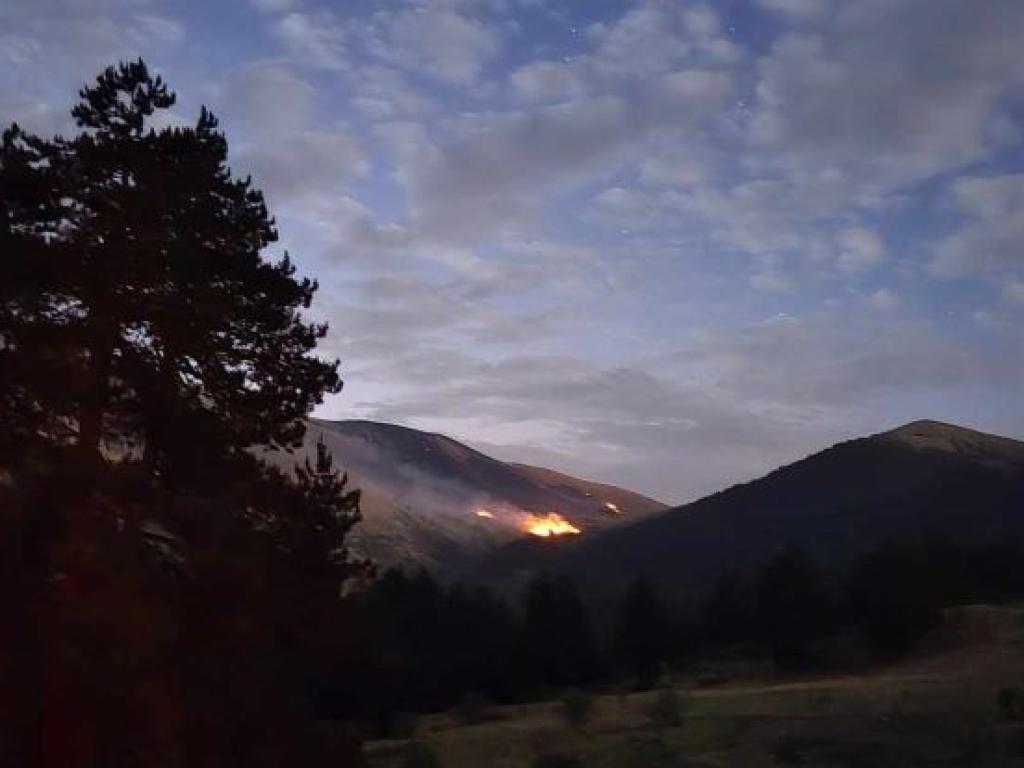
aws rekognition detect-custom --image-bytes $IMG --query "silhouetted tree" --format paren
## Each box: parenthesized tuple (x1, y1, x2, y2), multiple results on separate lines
(755, 545, 836, 668)
(613, 576, 675, 688)
(0, 60, 364, 767)
(1, 59, 339, 483)
(320, 569, 522, 726)
(703, 570, 753, 646)
(520, 572, 601, 690)
(846, 539, 943, 660)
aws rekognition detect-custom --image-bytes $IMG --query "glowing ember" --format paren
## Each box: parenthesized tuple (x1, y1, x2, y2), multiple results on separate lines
(523, 512, 581, 537)
(475, 508, 495, 519)
(604, 501, 622, 514)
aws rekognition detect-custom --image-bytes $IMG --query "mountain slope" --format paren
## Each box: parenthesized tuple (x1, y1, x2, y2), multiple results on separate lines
(277, 419, 668, 573)
(479, 420, 1024, 595)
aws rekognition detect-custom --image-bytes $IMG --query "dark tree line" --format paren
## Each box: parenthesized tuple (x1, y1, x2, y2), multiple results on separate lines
(703, 537, 1024, 666)
(1, 61, 367, 766)
(325, 535, 1024, 733)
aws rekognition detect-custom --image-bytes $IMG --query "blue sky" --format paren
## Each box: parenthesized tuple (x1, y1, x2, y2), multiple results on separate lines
(3, 0, 1024, 502)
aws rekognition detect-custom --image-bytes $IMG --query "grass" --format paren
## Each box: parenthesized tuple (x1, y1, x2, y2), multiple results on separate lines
(363, 604, 1024, 767)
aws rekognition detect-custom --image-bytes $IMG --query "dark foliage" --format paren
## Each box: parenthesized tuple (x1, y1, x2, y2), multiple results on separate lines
(521, 572, 603, 691)
(846, 539, 943, 660)
(612, 576, 675, 688)
(318, 569, 519, 724)
(0, 61, 365, 766)
(754, 546, 837, 668)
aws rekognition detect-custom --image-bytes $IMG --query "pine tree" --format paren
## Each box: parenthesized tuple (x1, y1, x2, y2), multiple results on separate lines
(520, 572, 601, 689)
(0, 59, 341, 483)
(0, 61, 365, 767)
(613, 577, 674, 689)
(755, 545, 835, 668)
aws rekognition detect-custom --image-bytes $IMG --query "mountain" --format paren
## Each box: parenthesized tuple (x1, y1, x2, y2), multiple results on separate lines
(476, 420, 1024, 597)
(274, 419, 668, 574)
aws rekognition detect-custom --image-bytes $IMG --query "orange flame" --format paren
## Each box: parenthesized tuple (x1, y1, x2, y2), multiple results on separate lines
(523, 512, 581, 537)
(475, 507, 495, 519)
(604, 501, 622, 514)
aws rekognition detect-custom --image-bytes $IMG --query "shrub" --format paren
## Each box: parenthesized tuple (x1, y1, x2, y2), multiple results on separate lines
(560, 690, 596, 731)
(455, 692, 489, 725)
(645, 688, 684, 730)
(402, 741, 443, 768)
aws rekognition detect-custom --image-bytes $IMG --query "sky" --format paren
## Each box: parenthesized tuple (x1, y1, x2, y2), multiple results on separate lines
(3, 0, 1024, 503)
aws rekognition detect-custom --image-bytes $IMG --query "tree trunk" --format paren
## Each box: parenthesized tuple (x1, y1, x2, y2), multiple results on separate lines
(78, 322, 115, 466)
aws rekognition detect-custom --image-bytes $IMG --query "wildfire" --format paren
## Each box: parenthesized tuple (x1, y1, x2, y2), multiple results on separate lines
(523, 512, 581, 538)
(604, 501, 622, 514)
(475, 507, 496, 519)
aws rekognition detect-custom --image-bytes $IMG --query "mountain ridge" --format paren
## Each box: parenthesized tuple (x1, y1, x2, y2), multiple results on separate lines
(473, 420, 1024, 595)
(282, 418, 669, 574)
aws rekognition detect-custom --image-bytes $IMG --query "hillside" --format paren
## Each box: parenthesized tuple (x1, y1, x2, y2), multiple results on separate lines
(477, 420, 1024, 595)
(365, 602, 1024, 768)
(275, 419, 668, 574)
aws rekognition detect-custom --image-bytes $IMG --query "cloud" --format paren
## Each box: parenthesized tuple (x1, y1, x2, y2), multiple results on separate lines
(362, 1, 500, 87)
(755, 0, 829, 20)
(836, 227, 887, 273)
(0, 1, 186, 114)
(274, 11, 348, 70)
(509, 0, 740, 105)
(251, 0, 295, 12)
(321, 303, 1023, 501)
(349, 65, 438, 120)
(1003, 281, 1024, 306)
(218, 62, 315, 138)
(932, 174, 1024, 277)
(748, 1, 1024, 200)
(510, 60, 588, 103)
(212, 62, 368, 205)
(749, 270, 793, 293)
(407, 71, 732, 242)
(865, 287, 899, 312)
(242, 129, 369, 203)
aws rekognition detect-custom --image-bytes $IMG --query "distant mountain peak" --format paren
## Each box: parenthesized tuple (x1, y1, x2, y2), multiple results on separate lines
(280, 418, 668, 575)
(880, 420, 1024, 467)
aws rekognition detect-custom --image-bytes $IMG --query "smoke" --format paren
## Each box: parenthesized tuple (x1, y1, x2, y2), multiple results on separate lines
(303, 427, 528, 539)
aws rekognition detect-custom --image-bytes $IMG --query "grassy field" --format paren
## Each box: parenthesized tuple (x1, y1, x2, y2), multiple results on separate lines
(364, 604, 1024, 767)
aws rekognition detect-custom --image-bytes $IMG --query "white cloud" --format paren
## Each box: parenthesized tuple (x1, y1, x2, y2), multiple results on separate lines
(1004, 281, 1024, 306)
(407, 72, 732, 242)
(349, 65, 437, 120)
(755, 0, 829, 20)
(330, 309, 1022, 502)
(364, 2, 500, 86)
(0, 1, 186, 104)
(242, 128, 369, 204)
(133, 14, 185, 43)
(251, 0, 295, 12)
(836, 226, 887, 273)
(509, 0, 739, 105)
(218, 62, 315, 138)
(749, 270, 793, 293)
(748, 1, 1024, 200)
(510, 61, 588, 103)
(275, 11, 348, 70)
(212, 62, 368, 205)
(933, 174, 1024, 277)
(865, 287, 899, 312)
